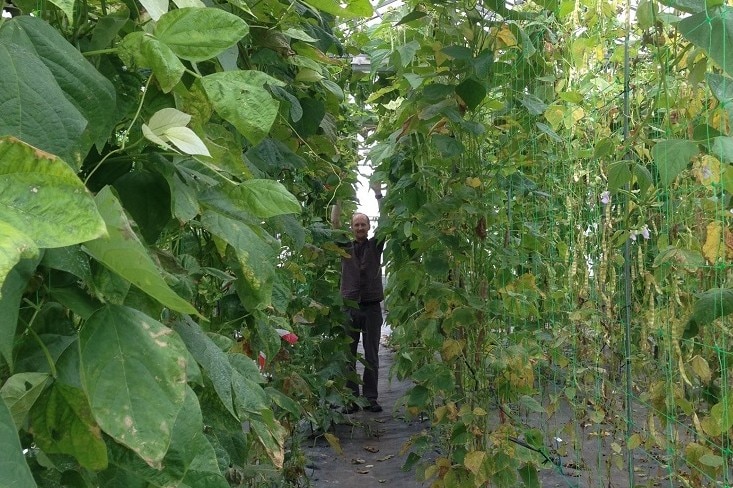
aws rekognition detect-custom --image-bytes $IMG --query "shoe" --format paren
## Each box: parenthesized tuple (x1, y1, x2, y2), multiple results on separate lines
(341, 403, 361, 414)
(367, 401, 383, 413)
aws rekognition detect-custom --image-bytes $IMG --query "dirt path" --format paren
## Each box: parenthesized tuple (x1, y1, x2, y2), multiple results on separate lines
(304, 327, 431, 487)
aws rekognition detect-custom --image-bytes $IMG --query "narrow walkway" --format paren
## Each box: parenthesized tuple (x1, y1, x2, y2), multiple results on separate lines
(305, 326, 431, 487)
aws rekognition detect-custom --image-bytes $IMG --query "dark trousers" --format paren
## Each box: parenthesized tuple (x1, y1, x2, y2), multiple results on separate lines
(345, 302, 382, 402)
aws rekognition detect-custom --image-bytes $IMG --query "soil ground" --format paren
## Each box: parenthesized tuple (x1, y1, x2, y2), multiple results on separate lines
(304, 324, 432, 487)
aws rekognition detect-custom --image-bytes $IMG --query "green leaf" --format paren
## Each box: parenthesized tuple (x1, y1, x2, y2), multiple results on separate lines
(636, 0, 657, 30)
(83, 186, 197, 315)
(104, 386, 228, 487)
(304, 0, 373, 18)
(607, 161, 632, 192)
(155, 8, 249, 62)
(633, 163, 654, 195)
(707, 73, 733, 123)
(0, 255, 40, 369)
(0, 372, 50, 428)
(657, 0, 719, 14)
(711, 136, 733, 163)
(518, 464, 540, 488)
(200, 211, 276, 310)
(202, 70, 285, 145)
(396, 40, 420, 67)
(233, 179, 301, 219)
(0, 225, 37, 308)
(172, 317, 237, 419)
(407, 385, 430, 408)
(432, 134, 464, 158)
(456, 79, 486, 111)
(520, 93, 547, 115)
(593, 138, 615, 159)
(113, 169, 172, 244)
(119, 31, 185, 93)
(0, 43, 86, 164)
(689, 288, 733, 328)
(162, 386, 229, 487)
(30, 383, 108, 470)
(0, 137, 106, 248)
(396, 9, 427, 25)
(0, 397, 37, 488)
(651, 139, 698, 186)
(80, 305, 188, 468)
(679, 7, 733, 78)
(0, 16, 117, 163)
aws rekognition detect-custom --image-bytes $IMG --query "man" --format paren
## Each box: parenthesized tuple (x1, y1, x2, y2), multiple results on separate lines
(331, 185, 385, 413)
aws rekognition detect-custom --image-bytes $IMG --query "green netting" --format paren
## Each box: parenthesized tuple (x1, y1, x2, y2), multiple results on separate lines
(363, 0, 733, 486)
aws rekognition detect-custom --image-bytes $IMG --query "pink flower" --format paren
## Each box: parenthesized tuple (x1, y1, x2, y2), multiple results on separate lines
(258, 351, 267, 370)
(600, 191, 611, 205)
(276, 328, 299, 345)
(640, 225, 650, 240)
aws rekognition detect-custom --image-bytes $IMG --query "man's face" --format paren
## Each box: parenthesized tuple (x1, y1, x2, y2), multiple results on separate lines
(351, 214, 370, 242)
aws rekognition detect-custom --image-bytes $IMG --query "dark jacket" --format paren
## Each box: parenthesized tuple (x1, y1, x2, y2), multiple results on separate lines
(340, 237, 384, 303)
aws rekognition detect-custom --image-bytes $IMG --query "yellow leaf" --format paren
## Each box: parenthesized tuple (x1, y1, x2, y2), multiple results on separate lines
(324, 433, 343, 455)
(627, 433, 642, 450)
(465, 177, 481, 188)
(703, 222, 724, 264)
(495, 25, 517, 48)
(690, 355, 712, 383)
(692, 154, 721, 187)
(463, 450, 486, 475)
(544, 104, 564, 131)
(441, 339, 463, 361)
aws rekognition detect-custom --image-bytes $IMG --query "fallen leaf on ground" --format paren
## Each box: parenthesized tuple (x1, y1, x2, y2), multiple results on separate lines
(377, 454, 394, 461)
(364, 446, 380, 453)
(351, 458, 366, 464)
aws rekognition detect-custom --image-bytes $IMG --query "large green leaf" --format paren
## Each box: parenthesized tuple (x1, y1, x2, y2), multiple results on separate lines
(651, 139, 699, 186)
(172, 317, 237, 419)
(163, 387, 229, 487)
(119, 32, 186, 93)
(83, 186, 197, 315)
(0, 255, 40, 369)
(80, 305, 188, 468)
(679, 6, 733, 78)
(200, 211, 276, 309)
(0, 43, 86, 164)
(0, 16, 117, 159)
(155, 7, 249, 62)
(201, 70, 285, 145)
(304, 0, 373, 18)
(657, 0, 720, 14)
(30, 383, 108, 470)
(0, 137, 106, 248)
(228, 180, 300, 219)
(0, 372, 50, 428)
(104, 386, 228, 487)
(0, 397, 37, 488)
